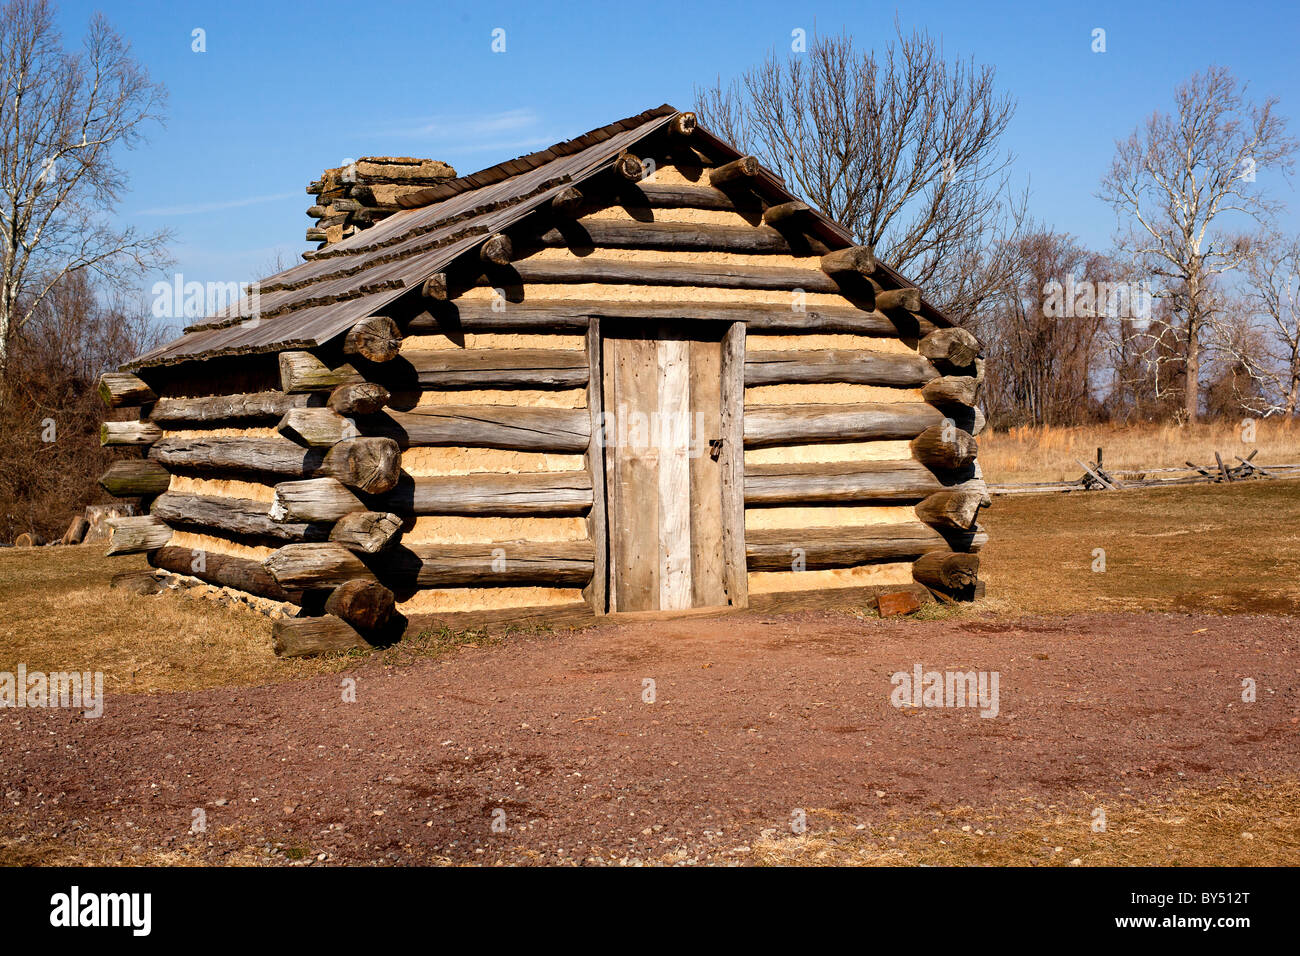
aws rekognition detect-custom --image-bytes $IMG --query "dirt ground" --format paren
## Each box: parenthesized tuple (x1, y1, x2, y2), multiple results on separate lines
(2, 481, 1299, 866)
(3, 609, 1297, 865)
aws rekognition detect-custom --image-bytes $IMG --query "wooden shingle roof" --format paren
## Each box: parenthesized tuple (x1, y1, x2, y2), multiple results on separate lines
(126, 104, 950, 370)
(126, 106, 680, 369)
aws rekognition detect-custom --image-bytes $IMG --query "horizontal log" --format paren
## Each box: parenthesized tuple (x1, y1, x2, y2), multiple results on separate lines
(152, 545, 300, 603)
(621, 181, 761, 214)
(708, 155, 760, 186)
(918, 327, 981, 368)
(820, 245, 877, 278)
(148, 390, 316, 424)
(99, 372, 156, 408)
(921, 375, 979, 408)
(503, 258, 842, 294)
(101, 420, 162, 447)
(480, 232, 514, 266)
(744, 460, 946, 505)
(343, 315, 402, 363)
(421, 273, 450, 302)
(151, 492, 330, 543)
(270, 477, 365, 523)
(278, 407, 357, 446)
(265, 543, 375, 589)
(612, 152, 644, 181)
(744, 350, 937, 387)
(875, 287, 922, 312)
(551, 186, 584, 215)
(423, 273, 454, 303)
(762, 200, 810, 227)
(322, 437, 402, 494)
(100, 459, 171, 497)
(912, 550, 980, 591)
(279, 351, 364, 392)
(668, 111, 696, 137)
(535, 219, 794, 254)
(324, 579, 395, 632)
(910, 423, 979, 472)
(406, 300, 937, 336)
(329, 511, 403, 554)
(327, 382, 390, 416)
(272, 615, 378, 657)
(914, 490, 985, 531)
(390, 349, 588, 389)
(964, 473, 992, 508)
(150, 436, 327, 478)
(408, 303, 591, 333)
(376, 472, 593, 516)
(374, 540, 594, 589)
(746, 522, 952, 571)
(149, 436, 398, 492)
(105, 515, 172, 555)
(620, 182, 761, 213)
(370, 406, 590, 452)
(743, 403, 944, 448)
(930, 405, 985, 438)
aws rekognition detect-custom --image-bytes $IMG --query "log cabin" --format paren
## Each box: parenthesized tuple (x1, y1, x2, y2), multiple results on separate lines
(99, 105, 988, 656)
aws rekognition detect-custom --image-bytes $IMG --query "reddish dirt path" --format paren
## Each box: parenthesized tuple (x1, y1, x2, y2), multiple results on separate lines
(3, 611, 1298, 864)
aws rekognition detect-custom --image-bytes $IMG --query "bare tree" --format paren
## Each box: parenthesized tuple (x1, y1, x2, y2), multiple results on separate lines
(971, 229, 1112, 426)
(1098, 66, 1296, 423)
(0, 270, 163, 539)
(0, 0, 170, 378)
(1232, 232, 1300, 416)
(695, 25, 1019, 324)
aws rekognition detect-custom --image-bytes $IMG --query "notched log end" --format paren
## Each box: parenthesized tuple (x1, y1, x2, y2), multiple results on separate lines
(669, 112, 697, 138)
(819, 245, 877, 278)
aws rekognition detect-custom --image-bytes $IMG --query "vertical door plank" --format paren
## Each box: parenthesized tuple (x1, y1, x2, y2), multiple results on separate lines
(601, 332, 621, 611)
(688, 334, 728, 605)
(657, 330, 693, 610)
(612, 329, 661, 611)
(719, 321, 749, 608)
(584, 317, 609, 613)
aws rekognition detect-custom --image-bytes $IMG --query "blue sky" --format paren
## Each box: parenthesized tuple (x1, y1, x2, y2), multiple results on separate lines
(56, 0, 1300, 296)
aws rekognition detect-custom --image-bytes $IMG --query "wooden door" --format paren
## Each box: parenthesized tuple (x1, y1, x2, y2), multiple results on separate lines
(599, 319, 746, 613)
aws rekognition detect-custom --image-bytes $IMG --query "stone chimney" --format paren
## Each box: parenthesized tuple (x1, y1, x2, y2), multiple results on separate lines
(305, 156, 457, 250)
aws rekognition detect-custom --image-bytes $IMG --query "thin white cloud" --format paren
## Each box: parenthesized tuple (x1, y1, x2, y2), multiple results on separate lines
(137, 192, 298, 217)
(372, 108, 543, 142)
(454, 136, 554, 154)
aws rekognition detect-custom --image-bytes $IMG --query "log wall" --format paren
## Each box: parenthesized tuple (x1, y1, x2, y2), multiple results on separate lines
(390, 321, 589, 614)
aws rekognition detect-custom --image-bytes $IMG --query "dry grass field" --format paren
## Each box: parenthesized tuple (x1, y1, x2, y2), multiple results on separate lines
(979, 419, 1298, 484)
(752, 778, 1300, 867)
(978, 478, 1300, 616)
(0, 549, 352, 693)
